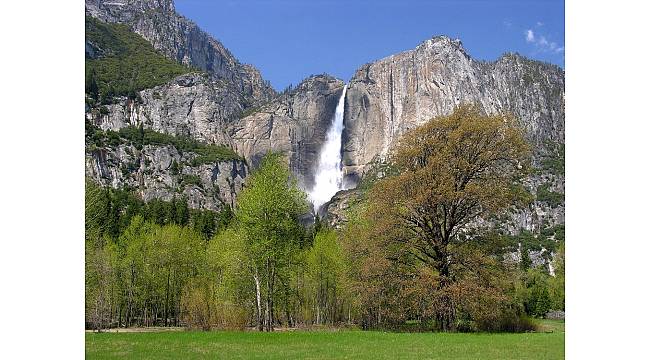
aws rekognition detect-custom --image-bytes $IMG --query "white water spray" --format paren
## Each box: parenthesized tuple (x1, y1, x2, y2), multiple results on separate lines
(309, 85, 348, 212)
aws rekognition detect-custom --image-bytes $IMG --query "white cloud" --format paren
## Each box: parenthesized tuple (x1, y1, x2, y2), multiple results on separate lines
(525, 29, 564, 53)
(536, 21, 544, 27)
(526, 29, 535, 42)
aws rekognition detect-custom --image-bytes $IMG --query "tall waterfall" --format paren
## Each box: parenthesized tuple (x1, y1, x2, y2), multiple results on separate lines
(309, 85, 348, 212)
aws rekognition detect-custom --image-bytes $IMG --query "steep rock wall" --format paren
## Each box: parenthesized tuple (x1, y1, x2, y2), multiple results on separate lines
(343, 36, 564, 179)
(229, 75, 345, 189)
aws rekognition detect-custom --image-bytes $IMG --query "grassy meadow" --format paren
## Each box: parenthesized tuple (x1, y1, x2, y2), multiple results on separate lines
(86, 320, 564, 360)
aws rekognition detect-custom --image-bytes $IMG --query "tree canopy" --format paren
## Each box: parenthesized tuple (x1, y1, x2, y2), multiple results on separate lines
(365, 105, 532, 330)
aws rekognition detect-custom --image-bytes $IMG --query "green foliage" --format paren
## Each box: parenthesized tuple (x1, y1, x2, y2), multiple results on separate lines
(536, 183, 564, 208)
(181, 174, 203, 188)
(548, 244, 565, 311)
(236, 152, 309, 260)
(235, 152, 309, 330)
(85, 179, 220, 240)
(540, 142, 565, 176)
(303, 229, 350, 325)
(192, 210, 217, 239)
(238, 106, 262, 119)
(85, 16, 193, 103)
(497, 225, 564, 258)
(521, 269, 553, 317)
(85, 122, 242, 163)
(170, 160, 180, 176)
(520, 247, 532, 271)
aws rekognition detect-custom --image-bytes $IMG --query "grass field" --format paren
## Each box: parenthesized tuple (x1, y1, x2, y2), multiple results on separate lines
(86, 320, 564, 359)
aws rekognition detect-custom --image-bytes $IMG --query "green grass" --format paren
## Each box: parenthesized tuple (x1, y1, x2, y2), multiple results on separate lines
(86, 326, 564, 359)
(536, 319, 565, 333)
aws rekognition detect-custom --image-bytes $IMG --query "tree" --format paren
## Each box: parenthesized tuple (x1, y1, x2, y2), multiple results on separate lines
(368, 105, 531, 330)
(86, 69, 99, 101)
(193, 210, 216, 239)
(548, 243, 565, 311)
(235, 152, 308, 331)
(305, 229, 347, 325)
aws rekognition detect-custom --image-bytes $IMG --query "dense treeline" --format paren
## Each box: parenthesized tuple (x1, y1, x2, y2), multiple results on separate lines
(85, 106, 564, 332)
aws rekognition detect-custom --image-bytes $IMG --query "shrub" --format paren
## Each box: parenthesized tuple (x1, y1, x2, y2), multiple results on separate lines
(181, 281, 214, 331)
(490, 312, 537, 333)
(536, 183, 564, 208)
(181, 174, 202, 188)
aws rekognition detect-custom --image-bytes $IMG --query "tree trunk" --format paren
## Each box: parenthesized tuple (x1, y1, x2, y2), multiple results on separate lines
(164, 268, 170, 326)
(253, 269, 263, 331)
(265, 258, 275, 331)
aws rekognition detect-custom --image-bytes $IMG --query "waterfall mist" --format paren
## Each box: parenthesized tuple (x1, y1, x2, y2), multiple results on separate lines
(309, 85, 348, 212)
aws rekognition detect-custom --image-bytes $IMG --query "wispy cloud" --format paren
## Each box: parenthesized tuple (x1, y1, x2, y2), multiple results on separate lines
(526, 29, 535, 42)
(525, 28, 563, 53)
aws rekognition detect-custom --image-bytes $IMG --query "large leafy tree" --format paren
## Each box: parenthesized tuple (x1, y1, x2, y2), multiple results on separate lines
(235, 153, 308, 331)
(369, 105, 531, 330)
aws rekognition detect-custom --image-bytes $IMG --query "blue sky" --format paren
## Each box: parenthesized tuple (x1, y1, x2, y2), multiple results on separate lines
(176, 0, 564, 90)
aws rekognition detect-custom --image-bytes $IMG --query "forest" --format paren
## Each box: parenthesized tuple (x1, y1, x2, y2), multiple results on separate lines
(85, 106, 564, 333)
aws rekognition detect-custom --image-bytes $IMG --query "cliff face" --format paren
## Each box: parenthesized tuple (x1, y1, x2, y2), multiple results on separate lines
(324, 37, 565, 258)
(85, 2, 565, 243)
(87, 73, 243, 147)
(84, 0, 271, 210)
(85, 0, 275, 105)
(86, 143, 248, 211)
(343, 36, 564, 179)
(229, 75, 345, 189)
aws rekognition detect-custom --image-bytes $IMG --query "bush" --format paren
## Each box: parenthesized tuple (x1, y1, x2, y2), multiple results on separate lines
(490, 312, 537, 333)
(536, 183, 564, 208)
(181, 281, 214, 331)
(521, 269, 554, 317)
(181, 174, 203, 188)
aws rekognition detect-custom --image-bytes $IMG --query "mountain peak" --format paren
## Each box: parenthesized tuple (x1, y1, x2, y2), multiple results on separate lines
(85, 0, 175, 22)
(418, 35, 467, 55)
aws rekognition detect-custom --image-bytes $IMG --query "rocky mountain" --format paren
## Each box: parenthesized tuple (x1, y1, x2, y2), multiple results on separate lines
(88, 73, 243, 147)
(85, 0, 564, 251)
(229, 75, 345, 189)
(342, 36, 564, 181)
(323, 36, 564, 268)
(85, 0, 275, 105)
(86, 142, 247, 211)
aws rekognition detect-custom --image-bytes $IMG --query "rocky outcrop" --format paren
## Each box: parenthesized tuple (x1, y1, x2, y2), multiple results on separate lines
(87, 73, 244, 147)
(229, 75, 345, 189)
(85, 0, 275, 105)
(86, 143, 247, 211)
(343, 36, 564, 180)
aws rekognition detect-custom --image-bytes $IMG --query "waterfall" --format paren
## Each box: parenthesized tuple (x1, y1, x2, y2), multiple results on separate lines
(309, 84, 348, 212)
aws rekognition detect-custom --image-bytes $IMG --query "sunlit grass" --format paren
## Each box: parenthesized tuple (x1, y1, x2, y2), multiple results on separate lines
(86, 323, 564, 360)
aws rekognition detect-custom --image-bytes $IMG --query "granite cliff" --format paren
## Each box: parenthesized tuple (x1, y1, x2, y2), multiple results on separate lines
(229, 75, 345, 189)
(85, 0, 275, 105)
(85, 1, 565, 250)
(342, 36, 564, 181)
